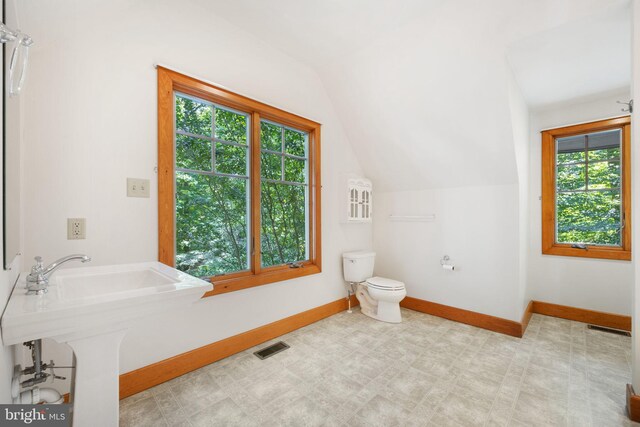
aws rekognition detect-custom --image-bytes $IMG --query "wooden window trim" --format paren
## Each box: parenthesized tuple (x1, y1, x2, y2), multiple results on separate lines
(158, 67, 322, 297)
(541, 116, 631, 261)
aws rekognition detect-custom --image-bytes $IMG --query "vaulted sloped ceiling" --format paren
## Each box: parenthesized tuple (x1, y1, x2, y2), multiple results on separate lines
(203, 0, 630, 191)
(507, 2, 630, 108)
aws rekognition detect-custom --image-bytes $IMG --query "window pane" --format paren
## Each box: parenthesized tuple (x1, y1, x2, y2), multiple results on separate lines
(587, 129, 620, 161)
(588, 161, 620, 190)
(557, 151, 584, 164)
(261, 182, 307, 267)
(557, 164, 585, 191)
(285, 129, 306, 157)
(216, 142, 247, 176)
(261, 122, 282, 151)
(176, 172, 249, 277)
(261, 153, 281, 180)
(176, 95, 212, 137)
(557, 190, 621, 246)
(176, 134, 212, 171)
(215, 108, 247, 144)
(589, 147, 620, 162)
(285, 158, 306, 183)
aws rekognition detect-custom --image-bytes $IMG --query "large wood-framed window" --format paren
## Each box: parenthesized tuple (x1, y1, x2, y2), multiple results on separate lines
(158, 67, 322, 296)
(541, 116, 631, 260)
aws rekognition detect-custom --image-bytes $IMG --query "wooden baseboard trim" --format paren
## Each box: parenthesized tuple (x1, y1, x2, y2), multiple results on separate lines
(400, 296, 523, 338)
(627, 384, 640, 421)
(532, 301, 631, 332)
(118, 295, 358, 399)
(521, 300, 534, 336)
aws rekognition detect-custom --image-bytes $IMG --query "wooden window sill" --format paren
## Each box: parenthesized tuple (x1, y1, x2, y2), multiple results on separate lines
(202, 264, 321, 297)
(543, 244, 631, 261)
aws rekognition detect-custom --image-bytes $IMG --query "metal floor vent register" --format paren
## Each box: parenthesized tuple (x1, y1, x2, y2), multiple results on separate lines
(587, 324, 631, 337)
(254, 341, 290, 360)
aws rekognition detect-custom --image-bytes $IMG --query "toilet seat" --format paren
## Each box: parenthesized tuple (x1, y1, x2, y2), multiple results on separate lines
(365, 276, 405, 291)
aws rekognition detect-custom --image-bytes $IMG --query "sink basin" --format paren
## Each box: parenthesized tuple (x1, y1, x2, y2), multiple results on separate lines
(57, 268, 178, 301)
(1, 261, 213, 345)
(0, 261, 212, 427)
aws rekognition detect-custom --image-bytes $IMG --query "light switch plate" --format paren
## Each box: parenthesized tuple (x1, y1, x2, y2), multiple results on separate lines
(127, 178, 150, 198)
(67, 218, 86, 240)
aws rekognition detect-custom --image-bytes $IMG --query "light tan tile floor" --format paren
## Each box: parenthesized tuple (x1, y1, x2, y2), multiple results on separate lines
(120, 308, 638, 426)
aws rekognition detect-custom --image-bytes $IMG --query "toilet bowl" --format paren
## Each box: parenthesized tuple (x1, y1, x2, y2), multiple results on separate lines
(356, 277, 406, 323)
(343, 251, 407, 323)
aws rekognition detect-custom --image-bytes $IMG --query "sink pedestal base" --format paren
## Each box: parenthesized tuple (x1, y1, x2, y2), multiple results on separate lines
(66, 330, 127, 427)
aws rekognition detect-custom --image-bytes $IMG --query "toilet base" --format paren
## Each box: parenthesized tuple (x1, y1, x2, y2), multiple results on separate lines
(360, 300, 402, 323)
(355, 283, 405, 323)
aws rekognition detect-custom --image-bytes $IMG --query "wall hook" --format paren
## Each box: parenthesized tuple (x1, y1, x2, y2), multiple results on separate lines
(616, 99, 633, 114)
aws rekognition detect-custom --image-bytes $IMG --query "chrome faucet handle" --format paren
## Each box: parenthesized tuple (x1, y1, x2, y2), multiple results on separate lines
(26, 254, 91, 295)
(29, 256, 44, 276)
(26, 256, 48, 294)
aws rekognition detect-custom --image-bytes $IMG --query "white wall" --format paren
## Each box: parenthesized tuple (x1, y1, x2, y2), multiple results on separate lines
(373, 185, 522, 321)
(368, 65, 530, 324)
(320, 0, 520, 192)
(527, 89, 633, 315)
(321, 1, 538, 324)
(15, 0, 371, 395)
(507, 67, 532, 315)
(373, 87, 634, 322)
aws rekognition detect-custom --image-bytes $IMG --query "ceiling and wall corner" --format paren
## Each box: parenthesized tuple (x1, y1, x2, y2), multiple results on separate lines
(204, 0, 630, 192)
(507, 1, 631, 109)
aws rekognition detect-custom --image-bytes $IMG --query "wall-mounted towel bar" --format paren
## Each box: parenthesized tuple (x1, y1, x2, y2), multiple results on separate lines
(388, 214, 436, 222)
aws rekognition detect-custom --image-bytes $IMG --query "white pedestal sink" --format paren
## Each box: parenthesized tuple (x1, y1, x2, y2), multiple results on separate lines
(1, 262, 212, 427)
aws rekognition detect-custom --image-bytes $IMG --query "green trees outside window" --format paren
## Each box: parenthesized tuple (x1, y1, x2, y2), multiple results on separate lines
(260, 122, 308, 267)
(174, 94, 308, 277)
(555, 130, 622, 246)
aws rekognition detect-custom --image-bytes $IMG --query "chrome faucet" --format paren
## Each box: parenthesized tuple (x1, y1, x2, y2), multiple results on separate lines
(26, 254, 92, 294)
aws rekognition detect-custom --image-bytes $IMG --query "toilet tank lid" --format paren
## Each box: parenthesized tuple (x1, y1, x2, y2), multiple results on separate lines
(342, 251, 375, 259)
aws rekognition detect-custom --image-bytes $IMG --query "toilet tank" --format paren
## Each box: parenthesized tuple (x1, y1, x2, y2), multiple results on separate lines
(342, 251, 375, 283)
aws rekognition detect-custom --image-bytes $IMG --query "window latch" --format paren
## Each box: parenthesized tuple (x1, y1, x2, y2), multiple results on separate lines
(289, 262, 303, 269)
(571, 244, 588, 250)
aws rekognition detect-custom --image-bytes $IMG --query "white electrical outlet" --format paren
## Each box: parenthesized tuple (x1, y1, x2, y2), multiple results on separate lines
(127, 178, 150, 198)
(67, 218, 86, 240)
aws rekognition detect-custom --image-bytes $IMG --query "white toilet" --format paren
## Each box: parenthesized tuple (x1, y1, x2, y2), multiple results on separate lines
(342, 251, 407, 323)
